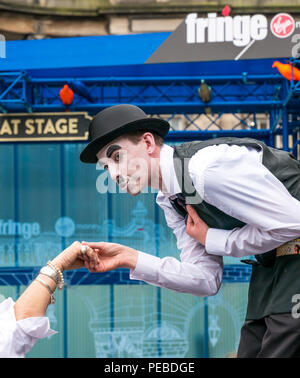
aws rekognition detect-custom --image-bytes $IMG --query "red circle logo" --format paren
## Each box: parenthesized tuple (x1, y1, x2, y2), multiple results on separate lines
(270, 13, 295, 38)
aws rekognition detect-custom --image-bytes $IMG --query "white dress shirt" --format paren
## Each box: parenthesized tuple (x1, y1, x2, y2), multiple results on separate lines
(0, 297, 56, 358)
(130, 142, 300, 295)
(130, 143, 223, 297)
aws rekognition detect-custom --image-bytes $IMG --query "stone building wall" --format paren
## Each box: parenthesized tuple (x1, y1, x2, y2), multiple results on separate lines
(0, 0, 299, 40)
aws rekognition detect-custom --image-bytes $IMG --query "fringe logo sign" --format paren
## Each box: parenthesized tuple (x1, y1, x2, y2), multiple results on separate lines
(146, 8, 300, 63)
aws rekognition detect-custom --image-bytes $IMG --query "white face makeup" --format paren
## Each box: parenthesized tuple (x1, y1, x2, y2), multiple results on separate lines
(97, 134, 158, 196)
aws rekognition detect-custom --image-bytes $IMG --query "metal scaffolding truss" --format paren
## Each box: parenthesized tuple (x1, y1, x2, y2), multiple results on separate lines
(0, 71, 286, 113)
(0, 66, 299, 154)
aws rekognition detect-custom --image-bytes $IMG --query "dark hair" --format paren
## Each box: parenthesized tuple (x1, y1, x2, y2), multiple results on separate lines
(125, 130, 164, 147)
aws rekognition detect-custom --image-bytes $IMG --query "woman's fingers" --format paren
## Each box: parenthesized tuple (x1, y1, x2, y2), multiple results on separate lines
(84, 259, 97, 273)
(78, 243, 99, 269)
(82, 241, 106, 250)
(87, 246, 100, 268)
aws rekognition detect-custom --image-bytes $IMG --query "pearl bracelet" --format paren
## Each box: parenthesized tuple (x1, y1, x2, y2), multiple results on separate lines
(47, 260, 65, 290)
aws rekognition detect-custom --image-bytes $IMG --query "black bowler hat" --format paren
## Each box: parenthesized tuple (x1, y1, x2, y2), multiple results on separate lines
(80, 104, 170, 163)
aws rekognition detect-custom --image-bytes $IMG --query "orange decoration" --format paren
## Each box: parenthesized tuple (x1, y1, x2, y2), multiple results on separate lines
(59, 84, 74, 106)
(272, 61, 300, 81)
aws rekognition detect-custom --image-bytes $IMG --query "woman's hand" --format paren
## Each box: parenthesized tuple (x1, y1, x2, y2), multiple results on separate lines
(185, 205, 209, 245)
(51, 241, 100, 272)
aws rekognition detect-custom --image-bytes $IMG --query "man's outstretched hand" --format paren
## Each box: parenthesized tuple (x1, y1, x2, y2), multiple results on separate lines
(81, 241, 138, 273)
(80, 206, 209, 274)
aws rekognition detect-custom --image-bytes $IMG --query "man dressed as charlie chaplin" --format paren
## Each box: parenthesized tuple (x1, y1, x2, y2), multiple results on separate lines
(80, 104, 300, 358)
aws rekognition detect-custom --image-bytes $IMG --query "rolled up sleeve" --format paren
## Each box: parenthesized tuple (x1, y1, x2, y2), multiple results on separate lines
(0, 298, 56, 358)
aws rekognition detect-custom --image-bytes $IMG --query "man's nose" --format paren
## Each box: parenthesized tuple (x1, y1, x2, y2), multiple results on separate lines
(108, 164, 120, 184)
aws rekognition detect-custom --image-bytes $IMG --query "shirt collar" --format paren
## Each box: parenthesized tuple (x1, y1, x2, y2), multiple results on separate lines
(159, 144, 181, 197)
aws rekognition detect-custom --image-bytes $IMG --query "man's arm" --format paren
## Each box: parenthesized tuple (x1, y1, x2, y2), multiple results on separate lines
(188, 144, 300, 257)
(84, 193, 223, 297)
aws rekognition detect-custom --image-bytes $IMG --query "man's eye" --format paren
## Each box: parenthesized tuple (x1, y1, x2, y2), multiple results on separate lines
(114, 153, 120, 162)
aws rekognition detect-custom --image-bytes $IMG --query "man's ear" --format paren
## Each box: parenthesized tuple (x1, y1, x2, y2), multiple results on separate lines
(143, 132, 156, 154)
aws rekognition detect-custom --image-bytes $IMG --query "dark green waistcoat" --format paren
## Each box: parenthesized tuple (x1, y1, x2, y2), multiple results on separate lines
(172, 137, 300, 320)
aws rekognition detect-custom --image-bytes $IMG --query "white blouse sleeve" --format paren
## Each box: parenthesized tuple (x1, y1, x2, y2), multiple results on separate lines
(0, 297, 57, 358)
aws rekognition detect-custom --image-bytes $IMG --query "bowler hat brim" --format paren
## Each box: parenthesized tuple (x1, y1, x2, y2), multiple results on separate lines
(80, 117, 170, 163)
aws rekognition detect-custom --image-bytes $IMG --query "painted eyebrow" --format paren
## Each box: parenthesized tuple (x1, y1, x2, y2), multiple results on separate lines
(106, 144, 121, 158)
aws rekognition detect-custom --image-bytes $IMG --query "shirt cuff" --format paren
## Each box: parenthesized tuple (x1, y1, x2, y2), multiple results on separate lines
(15, 317, 57, 357)
(206, 228, 233, 256)
(0, 298, 57, 358)
(130, 251, 161, 283)
(17, 316, 57, 339)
